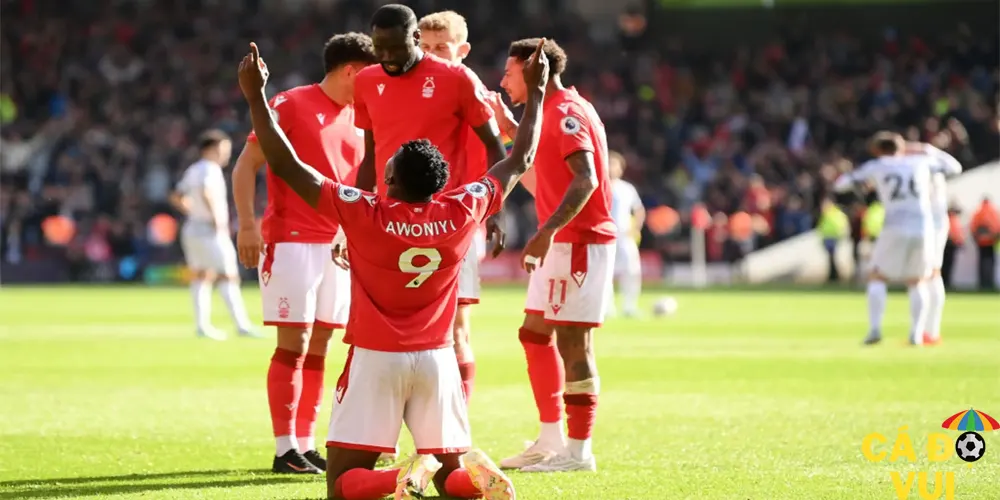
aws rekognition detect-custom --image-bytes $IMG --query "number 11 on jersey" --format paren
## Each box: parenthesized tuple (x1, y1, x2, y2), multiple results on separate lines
(398, 247, 442, 288)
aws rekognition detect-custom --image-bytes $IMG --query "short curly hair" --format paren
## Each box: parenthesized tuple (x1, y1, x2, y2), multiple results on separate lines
(508, 38, 567, 77)
(323, 33, 377, 73)
(393, 139, 450, 199)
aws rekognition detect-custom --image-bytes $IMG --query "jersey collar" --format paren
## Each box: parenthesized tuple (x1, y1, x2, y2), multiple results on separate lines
(543, 86, 576, 109)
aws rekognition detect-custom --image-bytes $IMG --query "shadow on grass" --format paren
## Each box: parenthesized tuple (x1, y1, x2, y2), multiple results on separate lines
(0, 469, 271, 487)
(0, 469, 312, 499)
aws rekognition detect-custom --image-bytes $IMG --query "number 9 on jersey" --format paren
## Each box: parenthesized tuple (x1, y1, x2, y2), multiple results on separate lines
(398, 247, 442, 288)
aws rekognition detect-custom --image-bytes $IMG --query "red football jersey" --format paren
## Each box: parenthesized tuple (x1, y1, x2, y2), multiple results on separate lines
(534, 87, 616, 244)
(354, 56, 494, 196)
(248, 84, 364, 243)
(316, 176, 503, 352)
(446, 123, 489, 191)
(445, 78, 493, 191)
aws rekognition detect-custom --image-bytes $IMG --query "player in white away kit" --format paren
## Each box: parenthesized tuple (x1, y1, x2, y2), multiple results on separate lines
(607, 151, 645, 317)
(171, 130, 256, 340)
(832, 132, 961, 345)
(925, 170, 951, 344)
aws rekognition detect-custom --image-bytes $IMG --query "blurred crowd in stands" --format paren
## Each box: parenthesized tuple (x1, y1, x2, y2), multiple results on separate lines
(1, 0, 998, 277)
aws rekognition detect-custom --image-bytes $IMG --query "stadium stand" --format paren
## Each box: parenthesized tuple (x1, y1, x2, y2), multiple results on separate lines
(1, 0, 997, 282)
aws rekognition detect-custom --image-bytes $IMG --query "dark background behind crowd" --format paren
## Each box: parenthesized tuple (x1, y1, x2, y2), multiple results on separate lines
(1, 0, 998, 282)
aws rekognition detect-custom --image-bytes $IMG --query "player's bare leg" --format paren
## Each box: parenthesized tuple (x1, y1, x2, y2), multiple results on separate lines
(295, 326, 334, 470)
(432, 451, 515, 500)
(924, 268, 946, 345)
(268, 326, 321, 474)
(863, 271, 888, 345)
(454, 303, 476, 402)
(216, 273, 257, 337)
(521, 325, 599, 473)
(904, 275, 930, 346)
(191, 269, 224, 340)
(500, 313, 565, 469)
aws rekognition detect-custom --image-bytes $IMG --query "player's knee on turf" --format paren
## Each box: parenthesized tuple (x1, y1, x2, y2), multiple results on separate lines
(276, 326, 311, 354)
(868, 270, 886, 283)
(325, 446, 381, 499)
(555, 326, 597, 381)
(431, 452, 464, 493)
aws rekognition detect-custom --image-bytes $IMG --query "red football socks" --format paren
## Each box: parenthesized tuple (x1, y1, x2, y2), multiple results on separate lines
(518, 328, 565, 423)
(444, 468, 483, 498)
(334, 468, 398, 500)
(295, 353, 326, 449)
(267, 347, 304, 437)
(334, 467, 484, 499)
(458, 361, 476, 403)
(564, 393, 598, 440)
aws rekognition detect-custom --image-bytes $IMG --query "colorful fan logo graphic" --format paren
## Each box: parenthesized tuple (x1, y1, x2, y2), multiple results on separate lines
(942, 408, 997, 463)
(941, 408, 999, 432)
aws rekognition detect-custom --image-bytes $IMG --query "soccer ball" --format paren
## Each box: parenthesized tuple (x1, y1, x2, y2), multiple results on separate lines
(652, 296, 678, 317)
(955, 432, 986, 462)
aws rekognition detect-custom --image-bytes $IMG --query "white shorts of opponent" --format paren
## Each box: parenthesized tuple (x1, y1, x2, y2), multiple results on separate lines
(525, 242, 616, 327)
(180, 222, 239, 277)
(326, 346, 471, 454)
(869, 230, 935, 282)
(258, 242, 351, 330)
(613, 237, 641, 276)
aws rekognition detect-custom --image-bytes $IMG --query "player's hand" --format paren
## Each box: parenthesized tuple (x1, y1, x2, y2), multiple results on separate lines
(331, 244, 350, 271)
(485, 213, 506, 258)
(486, 91, 514, 121)
(522, 38, 550, 92)
(238, 42, 269, 99)
(237, 224, 264, 268)
(521, 227, 554, 273)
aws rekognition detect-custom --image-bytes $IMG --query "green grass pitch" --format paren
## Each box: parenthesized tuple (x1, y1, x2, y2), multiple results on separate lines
(1, 286, 998, 499)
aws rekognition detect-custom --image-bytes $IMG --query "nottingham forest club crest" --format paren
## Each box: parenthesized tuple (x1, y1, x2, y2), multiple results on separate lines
(422, 77, 435, 98)
(277, 297, 290, 319)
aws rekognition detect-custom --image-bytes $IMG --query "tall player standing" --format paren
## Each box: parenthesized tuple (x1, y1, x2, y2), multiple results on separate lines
(353, 4, 508, 406)
(238, 38, 551, 500)
(417, 9, 505, 405)
(832, 132, 961, 346)
(491, 38, 615, 472)
(171, 130, 256, 340)
(231, 33, 377, 474)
